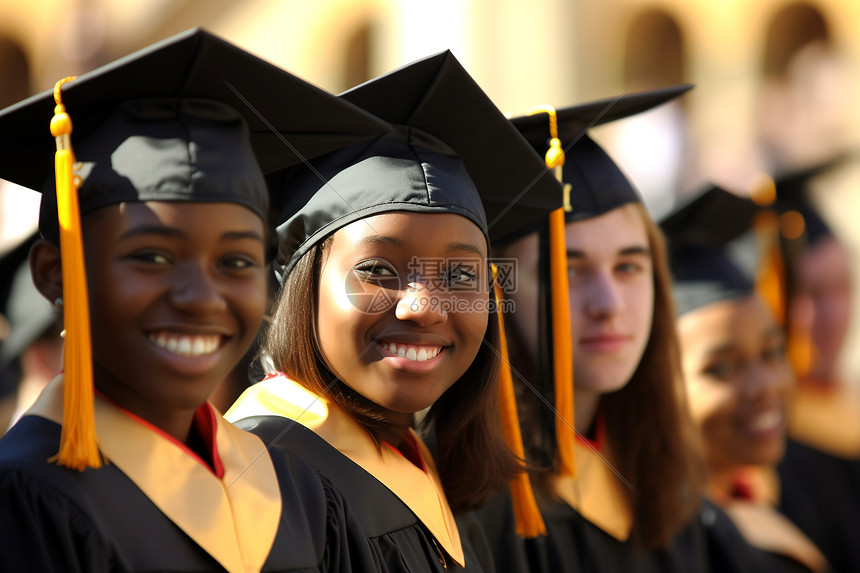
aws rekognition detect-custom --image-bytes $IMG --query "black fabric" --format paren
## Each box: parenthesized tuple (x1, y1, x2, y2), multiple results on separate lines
(0, 27, 389, 241)
(503, 84, 692, 236)
(659, 184, 760, 315)
(236, 415, 495, 572)
(667, 244, 755, 316)
(778, 439, 860, 573)
(339, 51, 562, 247)
(698, 498, 818, 573)
(0, 415, 360, 572)
(475, 491, 812, 573)
(0, 28, 388, 191)
(271, 128, 488, 278)
(270, 50, 563, 280)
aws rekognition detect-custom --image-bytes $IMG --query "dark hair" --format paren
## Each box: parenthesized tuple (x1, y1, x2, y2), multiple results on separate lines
(264, 235, 521, 514)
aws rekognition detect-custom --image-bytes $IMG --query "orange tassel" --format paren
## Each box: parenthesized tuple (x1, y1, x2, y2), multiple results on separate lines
(548, 207, 576, 477)
(48, 77, 103, 470)
(528, 105, 576, 478)
(751, 175, 786, 327)
(492, 265, 547, 538)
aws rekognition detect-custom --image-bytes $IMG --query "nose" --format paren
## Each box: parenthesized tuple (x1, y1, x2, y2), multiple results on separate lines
(582, 270, 624, 319)
(742, 359, 791, 406)
(168, 262, 227, 315)
(395, 282, 448, 327)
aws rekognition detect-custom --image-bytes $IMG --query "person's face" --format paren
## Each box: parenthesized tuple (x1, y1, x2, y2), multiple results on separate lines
(316, 212, 489, 420)
(791, 236, 852, 382)
(83, 202, 267, 425)
(566, 204, 654, 396)
(678, 295, 791, 471)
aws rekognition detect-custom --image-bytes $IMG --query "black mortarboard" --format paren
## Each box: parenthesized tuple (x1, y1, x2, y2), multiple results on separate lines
(660, 184, 757, 315)
(771, 157, 848, 247)
(510, 84, 693, 226)
(0, 27, 390, 239)
(0, 233, 57, 368)
(0, 28, 389, 470)
(269, 50, 564, 278)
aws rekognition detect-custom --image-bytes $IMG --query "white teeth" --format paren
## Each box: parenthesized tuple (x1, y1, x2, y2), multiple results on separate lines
(381, 342, 442, 362)
(750, 410, 781, 431)
(149, 333, 220, 357)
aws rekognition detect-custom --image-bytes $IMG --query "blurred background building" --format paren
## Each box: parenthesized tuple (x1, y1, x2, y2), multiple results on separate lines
(2, 0, 860, 376)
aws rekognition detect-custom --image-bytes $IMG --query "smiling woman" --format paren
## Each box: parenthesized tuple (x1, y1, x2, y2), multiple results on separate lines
(226, 50, 563, 572)
(665, 185, 828, 573)
(0, 28, 391, 572)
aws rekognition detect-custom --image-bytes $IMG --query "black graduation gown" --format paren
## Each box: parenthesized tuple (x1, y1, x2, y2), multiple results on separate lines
(228, 375, 492, 573)
(475, 487, 818, 573)
(0, 378, 360, 573)
(477, 488, 714, 573)
(778, 438, 860, 573)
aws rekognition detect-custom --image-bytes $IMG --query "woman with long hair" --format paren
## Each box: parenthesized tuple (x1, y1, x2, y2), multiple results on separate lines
(226, 51, 563, 572)
(477, 87, 714, 572)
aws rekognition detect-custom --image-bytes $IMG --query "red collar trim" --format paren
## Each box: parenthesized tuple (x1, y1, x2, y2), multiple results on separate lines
(95, 390, 224, 478)
(730, 469, 756, 502)
(385, 431, 426, 471)
(575, 407, 607, 451)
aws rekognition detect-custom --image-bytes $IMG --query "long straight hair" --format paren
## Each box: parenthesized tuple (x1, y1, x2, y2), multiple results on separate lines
(601, 203, 705, 548)
(263, 235, 521, 514)
(506, 203, 705, 548)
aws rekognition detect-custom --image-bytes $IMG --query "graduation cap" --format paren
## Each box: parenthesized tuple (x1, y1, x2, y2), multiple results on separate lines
(0, 28, 390, 470)
(269, 50, 564, 279)
(771, 155, 851, 248)
(264, 51, 564, 538)
(510, 84, 694, 226)
(659, 184, 757, 315)
(0, 233, 57, 369)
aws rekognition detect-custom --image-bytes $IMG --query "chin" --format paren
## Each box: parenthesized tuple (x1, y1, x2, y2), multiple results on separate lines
(575, 366, 636, 396)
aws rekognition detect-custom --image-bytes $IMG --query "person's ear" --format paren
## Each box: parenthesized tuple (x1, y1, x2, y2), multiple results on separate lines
(30, 239, 63, 305)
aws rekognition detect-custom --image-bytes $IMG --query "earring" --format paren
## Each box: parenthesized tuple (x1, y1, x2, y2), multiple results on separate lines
(54, 297, 63, 309)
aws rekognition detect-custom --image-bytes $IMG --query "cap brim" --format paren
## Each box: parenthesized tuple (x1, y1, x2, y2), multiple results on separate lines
(512, 84, 694, 149)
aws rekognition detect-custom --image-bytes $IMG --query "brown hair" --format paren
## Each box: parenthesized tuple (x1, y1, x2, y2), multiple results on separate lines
(507, 203, 705, 548)
(600, 203, 705, 548)
(263, 235, 521, 514)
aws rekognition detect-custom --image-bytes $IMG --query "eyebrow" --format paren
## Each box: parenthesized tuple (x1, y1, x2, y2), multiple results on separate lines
(567, 245, 652, 258)
(120, 226, 264, 244)
(445, 242, 485, 257)
(356, 235, 403, 249)
(356, 236, 484, 257)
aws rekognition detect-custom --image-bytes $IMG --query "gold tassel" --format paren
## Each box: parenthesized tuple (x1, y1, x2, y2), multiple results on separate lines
(750, 174, 786, 327)
(779, 211, 814, 378)
(528, 105, 576, 478)
(48, 77, 103, 470)
(492, 265, 547, 538)
(548, 207, 576, 477)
